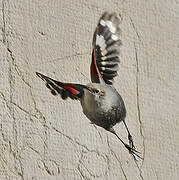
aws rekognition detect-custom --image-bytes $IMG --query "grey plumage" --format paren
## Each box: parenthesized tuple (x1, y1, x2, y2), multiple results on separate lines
(36, 12, 143, 160)
(81, 83, 126, 130)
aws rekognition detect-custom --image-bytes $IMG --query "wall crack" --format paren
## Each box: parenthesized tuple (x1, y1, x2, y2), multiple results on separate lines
(134, 42, 145, 179)
(52, 126, 98, 153)
(2, 0, 6, 43)
(106, 136, 128, 180)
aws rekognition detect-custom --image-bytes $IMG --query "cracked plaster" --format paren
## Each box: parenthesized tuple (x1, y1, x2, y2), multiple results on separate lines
(0, 0, 179, 180)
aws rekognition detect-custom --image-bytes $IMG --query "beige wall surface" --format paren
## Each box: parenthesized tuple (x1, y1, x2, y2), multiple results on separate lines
(0, 0, 179, 179)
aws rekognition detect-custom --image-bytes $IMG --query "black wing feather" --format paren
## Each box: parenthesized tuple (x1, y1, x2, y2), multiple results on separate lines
(36, 72, 85, 100)
(92, 12, 122, 85)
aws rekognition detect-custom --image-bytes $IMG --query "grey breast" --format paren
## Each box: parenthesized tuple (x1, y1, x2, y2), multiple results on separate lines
(80, 84, 126, 129)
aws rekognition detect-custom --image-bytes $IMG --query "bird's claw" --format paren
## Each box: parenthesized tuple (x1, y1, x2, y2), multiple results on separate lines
(125, 144, 143, 160)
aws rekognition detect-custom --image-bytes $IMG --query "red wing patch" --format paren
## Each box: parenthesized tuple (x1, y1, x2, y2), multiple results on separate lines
(91, 12, 121, 85)
(64, 85, 80, 96)
(36, 72, 85, 100)
(90, 49, 102, 83)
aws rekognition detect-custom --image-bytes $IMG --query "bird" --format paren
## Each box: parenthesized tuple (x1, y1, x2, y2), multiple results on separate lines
(36, 12, 143, 160)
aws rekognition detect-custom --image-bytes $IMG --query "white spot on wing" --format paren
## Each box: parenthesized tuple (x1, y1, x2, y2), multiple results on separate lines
(106, 20, 116, 33)
(100, 19, 106, 26)
(102, 49, 107, 56)
(111, 34, 118, 41)
(101, 56, 107, 60)
(101, 61, 107, 65)
(96, 35, 106, 50)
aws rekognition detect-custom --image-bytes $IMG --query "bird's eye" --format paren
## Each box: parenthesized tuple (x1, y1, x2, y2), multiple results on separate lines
(94, 89, 100, 93)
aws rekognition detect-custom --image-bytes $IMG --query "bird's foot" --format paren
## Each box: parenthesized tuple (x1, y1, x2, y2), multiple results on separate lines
(128, 134, 135, 149)
(124, 144, 143, 161)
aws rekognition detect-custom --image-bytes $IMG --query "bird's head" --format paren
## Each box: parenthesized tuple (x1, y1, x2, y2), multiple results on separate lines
(85, 83, 105, 98)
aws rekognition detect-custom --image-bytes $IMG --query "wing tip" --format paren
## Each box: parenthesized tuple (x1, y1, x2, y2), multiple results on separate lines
(36, 71, 40, 77)
(36, 72, 44, 79)
(100, 12, 121, 23)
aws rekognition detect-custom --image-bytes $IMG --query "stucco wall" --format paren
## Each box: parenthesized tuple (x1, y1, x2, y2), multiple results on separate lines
(0, 0, 179, 179)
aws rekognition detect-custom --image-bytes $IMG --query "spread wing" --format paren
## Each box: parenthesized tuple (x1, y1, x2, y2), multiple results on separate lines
(36, 72, 86, 100)
(90, 12, 122, 85)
